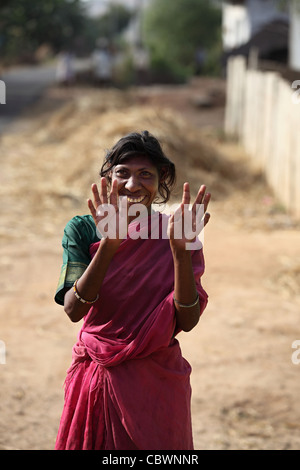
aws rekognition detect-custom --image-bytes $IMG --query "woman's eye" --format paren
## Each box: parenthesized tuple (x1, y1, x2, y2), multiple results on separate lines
(116, 169, 127, 176)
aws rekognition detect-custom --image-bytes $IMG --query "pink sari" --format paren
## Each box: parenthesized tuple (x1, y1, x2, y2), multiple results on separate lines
(55, 213, 208, 450)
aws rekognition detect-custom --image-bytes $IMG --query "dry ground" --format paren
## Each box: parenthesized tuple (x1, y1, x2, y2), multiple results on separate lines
(0, 78, 300, 450)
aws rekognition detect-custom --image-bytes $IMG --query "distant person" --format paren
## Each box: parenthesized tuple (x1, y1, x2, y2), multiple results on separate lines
(195, 47, 206, 75)
(56, 50, 75, 86)
(54, 130, 211, 450)
(133, 44, 150, 85)
(91, 39, 113, 86)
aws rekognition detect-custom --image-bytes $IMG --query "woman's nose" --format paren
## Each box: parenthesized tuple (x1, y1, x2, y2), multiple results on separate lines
(125, 176, 141, 191)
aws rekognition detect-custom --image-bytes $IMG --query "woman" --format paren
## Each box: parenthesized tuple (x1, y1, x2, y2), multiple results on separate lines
(54, 130, 211, 450)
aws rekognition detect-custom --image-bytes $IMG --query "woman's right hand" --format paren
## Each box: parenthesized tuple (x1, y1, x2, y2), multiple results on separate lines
(88, 178, 128, 247)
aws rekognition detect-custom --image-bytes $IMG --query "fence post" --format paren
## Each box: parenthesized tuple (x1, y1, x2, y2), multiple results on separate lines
(290, 87, 300, 218)
(224, 55, 300, 220)
(262, 72, 279, 172)
(225, 56, 246, 138)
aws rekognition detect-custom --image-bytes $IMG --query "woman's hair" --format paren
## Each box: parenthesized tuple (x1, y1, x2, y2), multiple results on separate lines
(100, 130, 176, 204)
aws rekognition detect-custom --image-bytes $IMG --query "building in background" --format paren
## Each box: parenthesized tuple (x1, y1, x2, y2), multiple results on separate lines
(289, 0, 300, 72)
(222, 0, 290, 68)
(222, 0, 300, 72)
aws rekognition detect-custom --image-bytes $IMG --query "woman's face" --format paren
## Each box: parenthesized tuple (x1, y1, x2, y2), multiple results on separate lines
(111, 155, 159, 212)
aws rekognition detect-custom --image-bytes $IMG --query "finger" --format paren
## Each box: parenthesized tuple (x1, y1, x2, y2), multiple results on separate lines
(91, 182, 102, 206)
(100, 177, 108, 205)
(203, 212, 211, 227)
(191, 185, 206, 219)
(194, 185, 206, 206)
(173, 203, 183, 223)
(110, 178, 119, 207)
(182, 182, 190, 206)
(167, 212, 174, 235)
(87, 198, 97, 222)
(192, 186, 210, 219)
(203, 192, 211, 213)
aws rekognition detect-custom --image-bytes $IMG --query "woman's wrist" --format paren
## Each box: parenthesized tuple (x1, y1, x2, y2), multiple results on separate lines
(98, 236, 123, 253)
(170, 242, 191, 260)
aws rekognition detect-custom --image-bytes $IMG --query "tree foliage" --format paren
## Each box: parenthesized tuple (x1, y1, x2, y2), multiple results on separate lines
(143, 0, 222, 79)
(0, 0, 86, 61)
(0, 0, 133, 63)
(92, 4, 132, 41)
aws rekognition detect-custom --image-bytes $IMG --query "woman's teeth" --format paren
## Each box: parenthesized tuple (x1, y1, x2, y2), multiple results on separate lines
(127, 196, 146, 203)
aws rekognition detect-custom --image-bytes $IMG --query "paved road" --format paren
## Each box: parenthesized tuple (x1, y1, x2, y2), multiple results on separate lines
(0, 63, 58, 133)
(0, 59, 92, 134)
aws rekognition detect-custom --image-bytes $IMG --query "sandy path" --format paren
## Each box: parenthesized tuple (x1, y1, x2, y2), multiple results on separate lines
(0, 80, 300, 450)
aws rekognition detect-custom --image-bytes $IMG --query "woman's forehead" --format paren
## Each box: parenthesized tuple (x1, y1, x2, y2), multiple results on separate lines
(115, 155, 156, 169)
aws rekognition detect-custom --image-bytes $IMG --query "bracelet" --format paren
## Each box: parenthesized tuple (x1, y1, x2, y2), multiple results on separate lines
(173, 293, 199, 308)
(73, 279, 99, 305)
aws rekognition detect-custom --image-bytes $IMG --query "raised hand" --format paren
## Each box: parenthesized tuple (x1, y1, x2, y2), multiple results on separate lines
(87, 178, 128, 245)
(168, 182, 211, 252)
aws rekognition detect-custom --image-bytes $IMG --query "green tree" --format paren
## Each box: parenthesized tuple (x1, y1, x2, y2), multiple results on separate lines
(0, 0, 86, 62)
(143, 0, 222, 80)
(92, 4, 132, 42)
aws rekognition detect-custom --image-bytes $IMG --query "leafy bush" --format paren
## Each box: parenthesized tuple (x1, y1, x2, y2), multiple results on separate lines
(143, 0, 222, 81)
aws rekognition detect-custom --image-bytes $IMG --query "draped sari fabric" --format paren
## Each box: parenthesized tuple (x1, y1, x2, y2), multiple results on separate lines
(55, 213, 208, 450)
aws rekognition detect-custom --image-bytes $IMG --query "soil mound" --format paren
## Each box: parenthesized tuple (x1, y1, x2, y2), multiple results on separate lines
(0, 88, 237, 240)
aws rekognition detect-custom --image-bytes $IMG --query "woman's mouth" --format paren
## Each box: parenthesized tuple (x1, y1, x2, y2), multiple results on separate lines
(125, 195, 147, 204)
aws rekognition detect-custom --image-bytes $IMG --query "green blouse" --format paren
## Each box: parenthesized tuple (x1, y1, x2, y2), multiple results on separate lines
(54, 215, 100, 305)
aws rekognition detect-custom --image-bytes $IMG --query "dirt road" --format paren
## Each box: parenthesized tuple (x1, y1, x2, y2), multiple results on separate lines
(0, 79, 299, 450)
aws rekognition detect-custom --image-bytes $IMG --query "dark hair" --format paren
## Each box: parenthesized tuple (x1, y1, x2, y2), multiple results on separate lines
(100, 130, 176, 204)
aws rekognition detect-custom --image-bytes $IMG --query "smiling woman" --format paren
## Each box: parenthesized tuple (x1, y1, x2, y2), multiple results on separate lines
(100, 131, 176, 205)
(54, 130, 211, 450)
(111, 157, 159, 209)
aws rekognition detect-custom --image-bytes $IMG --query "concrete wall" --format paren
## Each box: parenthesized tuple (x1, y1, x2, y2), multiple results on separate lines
(289, 0, 300, 71)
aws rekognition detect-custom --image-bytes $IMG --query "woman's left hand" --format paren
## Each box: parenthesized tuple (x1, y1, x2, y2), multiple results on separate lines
(168, 182, 211, 252)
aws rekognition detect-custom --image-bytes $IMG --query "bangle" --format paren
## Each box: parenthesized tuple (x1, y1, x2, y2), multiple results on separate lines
(173, 293, 199, 308)
(73, 279, 99, 304)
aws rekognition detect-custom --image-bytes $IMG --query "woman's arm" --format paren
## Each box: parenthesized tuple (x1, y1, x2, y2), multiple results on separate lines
(64, 179, 125, 322)
(171, 248, 200, 332)
(169, 182, 210, 332)
(64, 238, 120, 322)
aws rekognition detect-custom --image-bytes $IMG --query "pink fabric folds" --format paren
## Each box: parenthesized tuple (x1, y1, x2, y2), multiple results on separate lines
(55, 213, 208, 450)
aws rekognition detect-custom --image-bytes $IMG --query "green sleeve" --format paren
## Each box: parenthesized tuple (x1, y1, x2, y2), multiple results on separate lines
(54, 215, 100, 305)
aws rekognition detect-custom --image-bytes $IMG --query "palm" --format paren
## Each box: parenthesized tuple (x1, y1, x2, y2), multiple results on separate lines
(88, 178, 128, 243)
(168, 183, 210, 251)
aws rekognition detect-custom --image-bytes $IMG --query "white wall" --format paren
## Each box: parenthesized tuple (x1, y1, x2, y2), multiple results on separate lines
(289, 0, 300, 71)
(222, 0, 289, 51)
(225, 56, 300, 218)
(222, 3, 250, 50)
